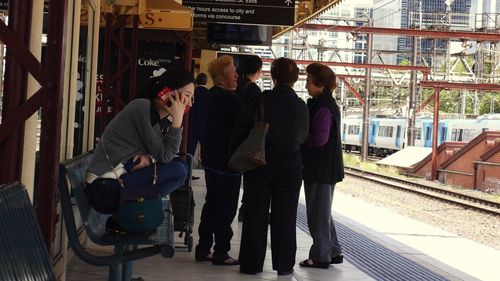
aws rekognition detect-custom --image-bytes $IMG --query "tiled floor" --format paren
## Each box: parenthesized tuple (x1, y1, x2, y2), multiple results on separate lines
(66, 169, 373, 281)
(66, 169, 500, 281)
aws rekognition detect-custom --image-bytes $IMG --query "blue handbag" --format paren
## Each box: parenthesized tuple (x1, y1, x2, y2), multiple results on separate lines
(116, 162, 164, 234)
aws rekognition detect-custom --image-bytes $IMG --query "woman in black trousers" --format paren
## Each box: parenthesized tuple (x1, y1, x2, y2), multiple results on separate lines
(299, 63, 345, 269)
(231, 58, 309, 276)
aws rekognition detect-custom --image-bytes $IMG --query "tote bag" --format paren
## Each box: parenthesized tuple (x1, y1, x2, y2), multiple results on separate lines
(228, 95, 268, 172)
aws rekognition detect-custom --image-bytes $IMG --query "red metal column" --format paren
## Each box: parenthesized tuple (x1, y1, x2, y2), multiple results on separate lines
(361, 28, 374, 161)
(0, 0, 33, 183)
(37, 0, 68, 254)
(99, 13, 139, 136)
(431, 87, 441, 181)
(128, 16, 139, 99)
(101, 13, 113, 135)
(178, 31, 192, 155)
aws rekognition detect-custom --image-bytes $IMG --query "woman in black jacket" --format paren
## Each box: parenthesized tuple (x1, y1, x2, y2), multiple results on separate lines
(299, 63, 345, 269)
(232, 57, 309, 276)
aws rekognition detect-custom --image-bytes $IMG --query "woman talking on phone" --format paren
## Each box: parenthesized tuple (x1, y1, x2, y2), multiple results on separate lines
(85, 70, 195, 214)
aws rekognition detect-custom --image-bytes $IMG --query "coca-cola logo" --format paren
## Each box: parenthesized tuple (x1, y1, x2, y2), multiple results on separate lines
(138, 58, 160, 66)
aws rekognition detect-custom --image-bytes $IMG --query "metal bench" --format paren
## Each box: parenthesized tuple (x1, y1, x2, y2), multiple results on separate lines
(58, 152, 175, 281)
(0, 182, 56, 281)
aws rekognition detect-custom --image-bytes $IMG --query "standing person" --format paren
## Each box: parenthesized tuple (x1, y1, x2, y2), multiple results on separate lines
(235, 55, 262, 222)
(232, 57, 309, 276)
(299, 63, 344, 269)
(85, 70, 194, 214)
(188, 73, 209, 178)
(236, 55, 262, 108)
(195, 55, 243, 265)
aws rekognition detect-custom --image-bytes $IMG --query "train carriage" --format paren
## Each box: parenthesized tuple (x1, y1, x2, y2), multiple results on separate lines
(341, 114, 500, 156)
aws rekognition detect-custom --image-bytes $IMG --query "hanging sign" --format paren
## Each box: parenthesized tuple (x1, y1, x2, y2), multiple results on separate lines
(182, 0, 295, 26)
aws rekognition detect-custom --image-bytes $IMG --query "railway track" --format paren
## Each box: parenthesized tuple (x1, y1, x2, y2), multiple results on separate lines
(345, 166, 500, 216)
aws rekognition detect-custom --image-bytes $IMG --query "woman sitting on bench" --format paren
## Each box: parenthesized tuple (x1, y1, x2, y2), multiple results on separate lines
(85, 70, 194, 214)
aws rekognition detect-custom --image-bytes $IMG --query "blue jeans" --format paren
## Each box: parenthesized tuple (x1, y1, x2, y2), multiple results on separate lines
(122, 157, 188, 196)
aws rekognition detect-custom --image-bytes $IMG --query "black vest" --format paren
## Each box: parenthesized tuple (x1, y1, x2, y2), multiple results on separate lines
(301, 91, 345, 184)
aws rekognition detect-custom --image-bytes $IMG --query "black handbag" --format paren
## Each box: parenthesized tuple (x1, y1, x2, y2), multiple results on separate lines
(228, 95, 269, 173)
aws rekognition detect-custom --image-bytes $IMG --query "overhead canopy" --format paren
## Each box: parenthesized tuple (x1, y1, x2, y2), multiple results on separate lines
(273, 0, 344, 38)
(81, 0, 193, 31)
(143, 0, 193, 31)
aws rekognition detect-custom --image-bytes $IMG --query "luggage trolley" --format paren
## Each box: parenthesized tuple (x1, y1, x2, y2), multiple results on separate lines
(170, 153, 195, 251)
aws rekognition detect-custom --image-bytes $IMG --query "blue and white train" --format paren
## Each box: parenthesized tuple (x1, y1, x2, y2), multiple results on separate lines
(341, 114, 500, 156)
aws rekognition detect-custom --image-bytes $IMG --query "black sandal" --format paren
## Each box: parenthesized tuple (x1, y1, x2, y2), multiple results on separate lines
(299, 259, 330, 269)
(330, 254, 344, 264)
(212, 256, 239, 266)
(195, 252, 213, 262)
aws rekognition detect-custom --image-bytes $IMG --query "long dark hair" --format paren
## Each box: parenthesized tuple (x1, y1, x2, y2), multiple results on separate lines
(137, 69, 194, 101)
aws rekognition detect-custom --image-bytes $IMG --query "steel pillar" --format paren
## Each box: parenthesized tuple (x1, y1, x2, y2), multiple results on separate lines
(361, 26, 373, 161)
(407, 35, 420, 147)
(431, 88, 441, 181)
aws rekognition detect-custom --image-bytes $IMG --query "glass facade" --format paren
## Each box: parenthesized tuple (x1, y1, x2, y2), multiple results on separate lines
(398, 0, 472, 63)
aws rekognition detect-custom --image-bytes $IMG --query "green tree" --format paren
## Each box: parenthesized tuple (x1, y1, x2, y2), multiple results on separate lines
(479, 93, 500, 114)
(399, 59, 411, 66)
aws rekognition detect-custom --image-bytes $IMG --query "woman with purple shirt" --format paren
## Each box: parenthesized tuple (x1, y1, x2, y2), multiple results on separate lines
(299, 63, 345, 269)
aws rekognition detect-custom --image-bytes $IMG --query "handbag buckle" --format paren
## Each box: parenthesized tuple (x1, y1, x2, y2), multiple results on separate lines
(137, 213, 145, 222)
(117, 178, 125, 188)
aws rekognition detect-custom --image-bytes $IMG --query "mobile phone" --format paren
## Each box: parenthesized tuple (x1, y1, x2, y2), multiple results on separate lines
(157, 87, 172, 107)
(124, 158, 140, 172)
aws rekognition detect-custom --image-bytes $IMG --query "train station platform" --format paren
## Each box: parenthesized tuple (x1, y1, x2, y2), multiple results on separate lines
(377, 146, 432, 168)
(66, 169, 499, 281)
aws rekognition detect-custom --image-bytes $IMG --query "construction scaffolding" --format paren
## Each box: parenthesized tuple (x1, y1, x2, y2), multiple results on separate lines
(271, 3, 500, 160)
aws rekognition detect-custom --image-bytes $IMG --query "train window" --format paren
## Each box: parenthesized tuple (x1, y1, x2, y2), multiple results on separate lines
(440, 127, 447, 142)
(416, 128, 422, 140)
(348, 125, 360, 135)
(377, 126, 384, 137)
(463, 129, 470, 141)
(377, 126, 394, 137)
(451, 129, 457, 141)
(343, 124, 347, 134)
(425, 127, 431, 140)
(457, 129, 463, 141)
(462, 129, 476, 142)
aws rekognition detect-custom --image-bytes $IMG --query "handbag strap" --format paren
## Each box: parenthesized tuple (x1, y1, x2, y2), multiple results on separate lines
(100, 138, 157, 187)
